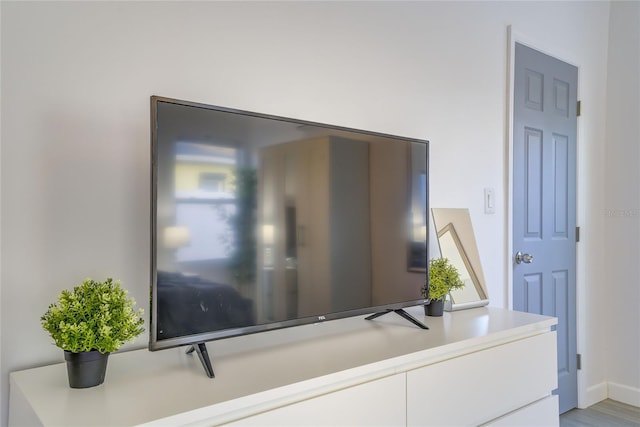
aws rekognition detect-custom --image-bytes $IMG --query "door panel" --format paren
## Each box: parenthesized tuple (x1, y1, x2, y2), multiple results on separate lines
(553, 134, 569, 237)
(523, 273, 542, 314)
(513, 42, 578, 414)
(524, 128, 543, 238)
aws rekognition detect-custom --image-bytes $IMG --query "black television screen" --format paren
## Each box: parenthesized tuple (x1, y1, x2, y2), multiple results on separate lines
(149, 96, 429, 360)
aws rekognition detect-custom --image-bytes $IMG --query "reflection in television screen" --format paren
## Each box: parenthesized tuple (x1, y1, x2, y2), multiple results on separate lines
(151, 97, 429, 353)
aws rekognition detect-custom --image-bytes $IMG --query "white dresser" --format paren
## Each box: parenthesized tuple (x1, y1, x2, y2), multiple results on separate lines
(9, 307, 558, 426)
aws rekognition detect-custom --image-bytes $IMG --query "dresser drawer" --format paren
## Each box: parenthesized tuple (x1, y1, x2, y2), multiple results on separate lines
(483, 395, 559, 426)
(407, 331, 557, 426)
(225, 373, 406, 426)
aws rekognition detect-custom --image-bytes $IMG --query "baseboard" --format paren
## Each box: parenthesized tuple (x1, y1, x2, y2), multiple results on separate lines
(581, 382, 608, 408)
(608, 382, 640, 408)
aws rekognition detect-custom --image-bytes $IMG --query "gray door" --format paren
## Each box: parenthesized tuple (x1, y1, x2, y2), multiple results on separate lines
(513, 42, 578, 414)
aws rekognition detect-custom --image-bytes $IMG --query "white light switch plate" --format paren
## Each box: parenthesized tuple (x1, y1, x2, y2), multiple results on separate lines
(484, 187, 495, 214)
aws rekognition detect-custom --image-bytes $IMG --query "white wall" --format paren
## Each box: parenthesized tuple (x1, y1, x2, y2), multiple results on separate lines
(0, 1, 612, 424)
(604, 0, 640, 407)
(0, 1, 3, 423)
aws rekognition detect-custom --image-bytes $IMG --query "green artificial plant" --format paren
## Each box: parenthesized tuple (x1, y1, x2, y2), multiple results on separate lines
(41, 278, 144, 354)
(423, 258, 465, 302)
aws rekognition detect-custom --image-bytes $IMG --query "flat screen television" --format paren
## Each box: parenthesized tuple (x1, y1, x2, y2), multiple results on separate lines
(149, 96, 429, 377)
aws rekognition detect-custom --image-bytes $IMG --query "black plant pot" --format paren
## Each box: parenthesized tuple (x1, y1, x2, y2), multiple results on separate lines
(64, 350, 110, 388)
(425, 299, 444, 317)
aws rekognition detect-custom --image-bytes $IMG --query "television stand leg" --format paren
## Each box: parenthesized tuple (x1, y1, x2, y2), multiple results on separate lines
(365, 309, 429, 330)
(186, 343, 215, 378)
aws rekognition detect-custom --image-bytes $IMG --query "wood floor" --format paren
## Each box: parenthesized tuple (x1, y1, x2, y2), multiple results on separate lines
(560, 400, 640, 426)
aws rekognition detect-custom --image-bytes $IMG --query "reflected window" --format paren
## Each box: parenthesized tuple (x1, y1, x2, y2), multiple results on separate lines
(199, 172, 227, 192)
(174, 142, 238, 262)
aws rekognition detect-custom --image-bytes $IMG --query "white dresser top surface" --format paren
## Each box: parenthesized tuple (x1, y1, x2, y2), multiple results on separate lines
(10, 306, 556, 426)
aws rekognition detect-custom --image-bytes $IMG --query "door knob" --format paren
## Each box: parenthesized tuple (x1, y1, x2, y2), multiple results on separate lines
(515, 251, 534, 264)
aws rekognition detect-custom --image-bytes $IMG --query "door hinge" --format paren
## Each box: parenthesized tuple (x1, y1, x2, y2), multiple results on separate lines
(576, 226, 580, 242)
(577, 100, 581, 117)
(577, 354, 582, 370)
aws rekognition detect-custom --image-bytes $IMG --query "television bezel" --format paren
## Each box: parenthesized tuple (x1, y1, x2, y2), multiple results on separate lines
(149, 95, 429, 351)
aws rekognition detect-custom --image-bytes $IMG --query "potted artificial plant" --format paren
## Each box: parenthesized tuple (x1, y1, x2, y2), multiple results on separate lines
(422, 258, 464, 316)
(41, 278, 144, 388)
